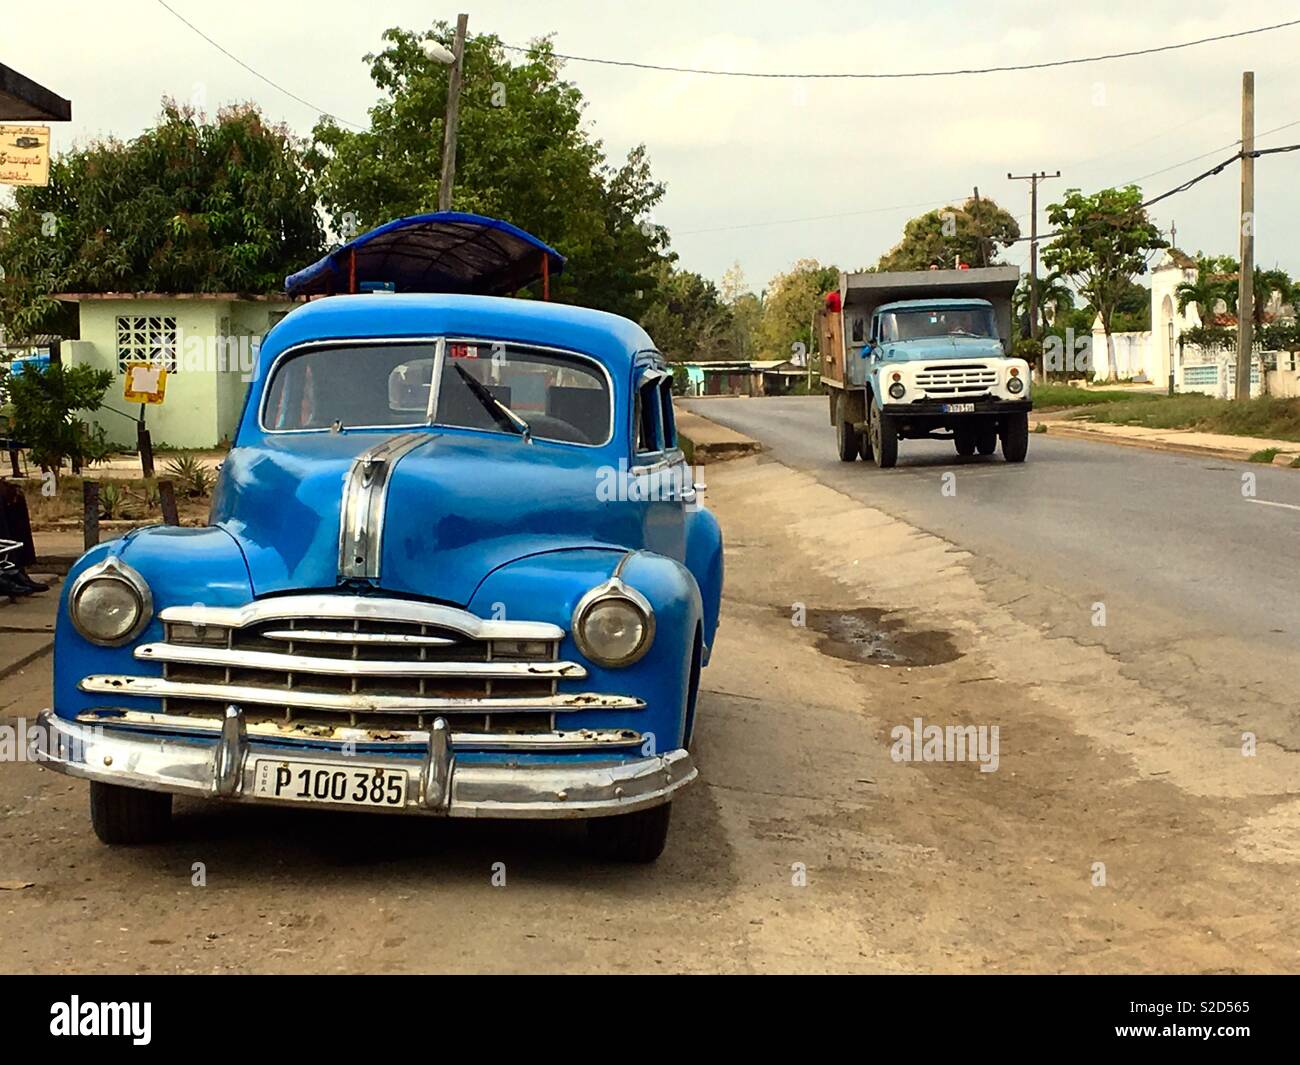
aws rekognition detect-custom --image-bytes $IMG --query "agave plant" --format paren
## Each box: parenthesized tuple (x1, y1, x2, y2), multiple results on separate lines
(99, 481, 124, 520)
(163, 454, 215, 498)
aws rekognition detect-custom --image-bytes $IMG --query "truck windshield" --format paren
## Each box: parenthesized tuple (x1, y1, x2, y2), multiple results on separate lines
(262, 340, 611, 445)
(880, 307, 998, 342)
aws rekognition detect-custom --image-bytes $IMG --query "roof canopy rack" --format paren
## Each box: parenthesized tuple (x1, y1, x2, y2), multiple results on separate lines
(285, 212, 566, 299)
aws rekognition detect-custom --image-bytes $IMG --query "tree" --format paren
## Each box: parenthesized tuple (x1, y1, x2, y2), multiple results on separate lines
(717, 262, 762, 359)
(640, 263, 732, 361)
(877, 196, 1020, 271)
(1014, 270, 1074, 336)
(756, 259, 839, 360)
(0, 101, 325, 341)
(309, 25, 669, 319)
(1042, 186, 1166, 381)
(4, 362, 114, 471)
(1178, 255, 1296, 327)
(1176, 270, 1227, 326)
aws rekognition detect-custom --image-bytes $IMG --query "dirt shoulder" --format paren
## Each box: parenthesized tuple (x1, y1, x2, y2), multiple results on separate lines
(1, 455, 1297, 972)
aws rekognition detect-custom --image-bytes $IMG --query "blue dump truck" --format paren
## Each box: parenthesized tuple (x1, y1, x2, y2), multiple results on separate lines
(818, 266, 1030, 467)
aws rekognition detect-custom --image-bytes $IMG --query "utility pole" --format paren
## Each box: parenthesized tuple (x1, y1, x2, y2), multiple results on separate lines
(1007, 170, 1061, 340)
(1235, 71, 1255, 401)
(972, 186, 987, 267)
(437, 13, 469, 212)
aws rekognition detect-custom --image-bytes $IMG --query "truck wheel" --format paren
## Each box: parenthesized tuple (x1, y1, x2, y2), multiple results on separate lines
(835, 398, 862, 462)
(89, 781, 172, 845)
(869, 397, 898, 468)
(976, 419, 998, 455)
(1001, 412, 1030, 463)
(954, 427, 976, 456)
(587, 803, 672, 862)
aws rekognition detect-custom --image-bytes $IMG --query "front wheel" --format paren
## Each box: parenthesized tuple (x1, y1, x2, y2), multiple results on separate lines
(869, 396, 898, 468)
(587, 803, 672, 862)
(90, 781, 173, 845)
(1001, 412, 1030, 463)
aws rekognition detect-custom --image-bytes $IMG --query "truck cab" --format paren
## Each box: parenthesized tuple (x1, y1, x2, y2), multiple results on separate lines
(820, 267, 1031, 467)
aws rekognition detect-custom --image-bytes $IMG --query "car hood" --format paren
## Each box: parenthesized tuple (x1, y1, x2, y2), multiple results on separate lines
(212, 430, 639, 605)
(883, 337, 1006, 362)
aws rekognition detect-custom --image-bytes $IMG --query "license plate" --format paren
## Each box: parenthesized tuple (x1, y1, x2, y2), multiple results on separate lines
(943, 403, 976, 413)
(252, 760, 408, 808)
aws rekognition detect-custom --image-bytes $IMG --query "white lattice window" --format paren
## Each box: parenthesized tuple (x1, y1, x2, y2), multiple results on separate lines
(115, 315, 178, 373)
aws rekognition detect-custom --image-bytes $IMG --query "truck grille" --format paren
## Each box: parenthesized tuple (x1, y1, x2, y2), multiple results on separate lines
(79, 595, 644, 740)
(915, 364, 998, 396)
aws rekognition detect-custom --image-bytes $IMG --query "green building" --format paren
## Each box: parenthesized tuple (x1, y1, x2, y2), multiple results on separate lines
(58, 293, 298, 449)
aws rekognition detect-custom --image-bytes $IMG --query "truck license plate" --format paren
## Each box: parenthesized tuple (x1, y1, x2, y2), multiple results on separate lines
(943, 403, 976, 413)
(253, 760, 408, 808)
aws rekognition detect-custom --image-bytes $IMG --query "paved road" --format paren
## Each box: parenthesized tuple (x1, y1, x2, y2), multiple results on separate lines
(684, 396, 1300, 652)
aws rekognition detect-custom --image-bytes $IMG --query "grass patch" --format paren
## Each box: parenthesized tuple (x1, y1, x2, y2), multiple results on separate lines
(1249, 448, 1281, 463)
(1032, 384, 1154, 410)
(1071, 394, 1300, 443)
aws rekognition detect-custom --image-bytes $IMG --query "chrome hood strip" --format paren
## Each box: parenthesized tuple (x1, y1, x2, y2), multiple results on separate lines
(79, 675, 644, 713)
(337, 431, 431, 581)
(158, 595, 564, 641)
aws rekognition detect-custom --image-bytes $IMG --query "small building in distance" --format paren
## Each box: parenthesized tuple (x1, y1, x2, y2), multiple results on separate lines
(680, 359, 805, 396)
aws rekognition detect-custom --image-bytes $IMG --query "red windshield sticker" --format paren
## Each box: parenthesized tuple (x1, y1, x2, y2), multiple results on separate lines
(449, 343, 479, 359)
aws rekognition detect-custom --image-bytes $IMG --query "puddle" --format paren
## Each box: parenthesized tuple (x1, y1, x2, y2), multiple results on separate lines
(801, 607, 961, 667)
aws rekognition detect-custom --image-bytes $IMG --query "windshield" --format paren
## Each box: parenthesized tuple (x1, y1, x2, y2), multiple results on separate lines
(880, 307, 999, 342)
(262, 340, 611, 445)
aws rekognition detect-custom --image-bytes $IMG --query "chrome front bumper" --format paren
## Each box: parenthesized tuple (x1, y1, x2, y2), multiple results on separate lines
(34, 709, 696, 820)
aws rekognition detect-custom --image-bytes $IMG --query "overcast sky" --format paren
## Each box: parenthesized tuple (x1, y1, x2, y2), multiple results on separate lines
(5, 1, 1300, 293)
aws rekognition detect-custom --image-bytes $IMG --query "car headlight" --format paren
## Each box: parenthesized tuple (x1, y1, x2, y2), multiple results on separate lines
(1007, 374, 1024, 394)
(888, 381, 906, 400)
(68, 556, 152, 646)
(572, 579, 655, 668)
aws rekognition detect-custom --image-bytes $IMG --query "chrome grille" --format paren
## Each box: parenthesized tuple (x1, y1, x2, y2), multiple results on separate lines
(79, 595, 644, 741)
(915, 364, 998, 396)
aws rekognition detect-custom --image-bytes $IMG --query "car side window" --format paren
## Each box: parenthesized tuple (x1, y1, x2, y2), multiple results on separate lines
(635, 377, 663, 454)
(658, 378, 677, 450)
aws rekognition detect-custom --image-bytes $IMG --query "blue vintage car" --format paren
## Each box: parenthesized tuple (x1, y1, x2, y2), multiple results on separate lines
(36, 291, 723, 861)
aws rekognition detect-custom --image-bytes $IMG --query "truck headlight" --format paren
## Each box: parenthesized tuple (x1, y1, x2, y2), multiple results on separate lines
(573, 579, 655, 668)
(1007, 375, 1024, 394)
(888, 381, 906, 400)
(68, 557, 152, 646)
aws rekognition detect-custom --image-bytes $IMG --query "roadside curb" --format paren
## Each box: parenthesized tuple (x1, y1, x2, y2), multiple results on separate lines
(1031, 420, 1300, 467)
(676, 410, 763, 464)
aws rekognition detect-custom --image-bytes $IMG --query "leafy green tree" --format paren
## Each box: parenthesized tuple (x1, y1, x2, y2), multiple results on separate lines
(640, 263, 731, 361)
(1043, 186, 1166, 381)
(0, 102, 325, 341)
(4, 362, 114, 471)
(756, 259, 839, 359)
(309, 25, 668, 318)
(877, 196, 1020, 271)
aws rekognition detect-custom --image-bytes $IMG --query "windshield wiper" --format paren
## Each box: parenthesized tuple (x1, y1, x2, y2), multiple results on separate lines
(452, 364, 532, 442)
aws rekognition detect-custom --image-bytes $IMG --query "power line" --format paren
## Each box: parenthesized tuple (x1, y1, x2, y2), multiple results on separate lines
(1006, 143, 1300, 245)
(501, 18, 1300, 80)
(674, 195, 967, 236)
(154, 0, 366, 129)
